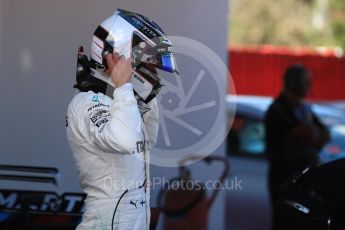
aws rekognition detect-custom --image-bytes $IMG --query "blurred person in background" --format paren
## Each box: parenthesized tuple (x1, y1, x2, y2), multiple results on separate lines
(264, 64, 330, 229)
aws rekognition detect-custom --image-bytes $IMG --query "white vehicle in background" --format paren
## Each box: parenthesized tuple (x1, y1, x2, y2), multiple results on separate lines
(225, 95, 345, 230)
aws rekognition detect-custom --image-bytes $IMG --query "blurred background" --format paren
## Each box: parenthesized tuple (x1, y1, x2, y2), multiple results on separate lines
(1, 0, 345, 229)
(227, 0, 345, 229)
(229, 0, 345, 100)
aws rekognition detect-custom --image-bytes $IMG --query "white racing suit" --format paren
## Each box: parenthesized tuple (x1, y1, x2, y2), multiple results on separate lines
(66, 83, 159, 230)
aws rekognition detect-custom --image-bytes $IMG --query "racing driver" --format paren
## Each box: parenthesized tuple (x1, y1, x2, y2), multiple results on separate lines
(66, 9, 178, 230)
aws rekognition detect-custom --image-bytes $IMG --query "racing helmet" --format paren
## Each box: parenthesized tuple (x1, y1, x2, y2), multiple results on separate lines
(89, 9, 178, 103)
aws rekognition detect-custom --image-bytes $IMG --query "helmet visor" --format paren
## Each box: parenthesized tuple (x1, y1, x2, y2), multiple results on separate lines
(157, 53, 177, 73)
(137, 52, 178, 75)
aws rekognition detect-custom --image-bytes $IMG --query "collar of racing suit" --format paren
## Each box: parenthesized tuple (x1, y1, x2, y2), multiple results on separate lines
(74, 70, 114, 97)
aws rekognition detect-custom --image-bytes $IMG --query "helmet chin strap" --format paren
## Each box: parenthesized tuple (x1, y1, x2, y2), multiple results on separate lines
(90, 68, 115, 88)
(76, 49, 159, 103)
(92, 66, 160, 104)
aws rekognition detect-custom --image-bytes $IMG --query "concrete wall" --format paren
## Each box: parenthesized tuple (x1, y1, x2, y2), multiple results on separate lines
(0, 1, 229, 229)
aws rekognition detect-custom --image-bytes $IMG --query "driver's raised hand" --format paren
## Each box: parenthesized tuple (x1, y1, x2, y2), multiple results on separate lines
(106, 53, 132, 88)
